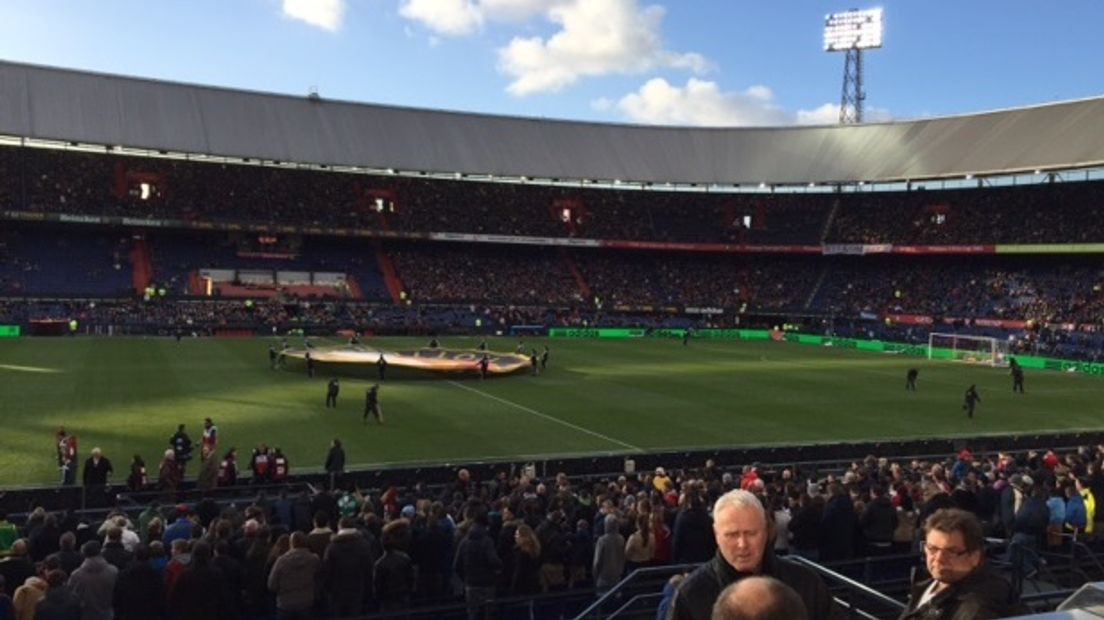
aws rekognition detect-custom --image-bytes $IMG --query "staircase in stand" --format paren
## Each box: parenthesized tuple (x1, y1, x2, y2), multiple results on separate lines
(373, 241, 405, 304)
(560, 249, 593, 301)
(803, 266, 830, 311)
(345, 276, 365, 300)
(819, 197, 842, 243)
(129, 238, 154, 295)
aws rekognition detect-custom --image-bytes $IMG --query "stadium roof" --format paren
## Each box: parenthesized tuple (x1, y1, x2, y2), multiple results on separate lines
(3, 60, 1104, 186)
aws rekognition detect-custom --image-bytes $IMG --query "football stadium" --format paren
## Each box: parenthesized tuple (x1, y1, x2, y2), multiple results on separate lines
(2, 8, 1104, 619)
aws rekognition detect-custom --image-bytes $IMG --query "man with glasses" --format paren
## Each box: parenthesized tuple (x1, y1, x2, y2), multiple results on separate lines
(901, 508, 1028, 619)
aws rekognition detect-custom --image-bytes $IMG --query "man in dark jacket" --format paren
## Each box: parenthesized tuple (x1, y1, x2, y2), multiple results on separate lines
(672, 495, 715, 563)
(114, 544, 166, 619)
(374, 519, 417, 612)
(820, 483, 857, 562)
(454, 510, 501, 620)
(900, 508, 1029, 619)
(860, 485, 899, 556)
(325, 517, 377, 616)
(669, 490, 840, 620)
(101, 526, 133, 571)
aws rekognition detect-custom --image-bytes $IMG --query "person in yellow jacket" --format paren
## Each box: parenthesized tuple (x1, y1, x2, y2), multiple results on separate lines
(1078, 477, 1096, 535)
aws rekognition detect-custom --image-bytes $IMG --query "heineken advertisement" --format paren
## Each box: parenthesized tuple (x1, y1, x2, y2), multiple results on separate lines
(0, 325, 20, 338)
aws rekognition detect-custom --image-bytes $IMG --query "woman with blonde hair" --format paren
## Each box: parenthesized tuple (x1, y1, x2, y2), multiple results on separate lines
(624, 513, 655, 571)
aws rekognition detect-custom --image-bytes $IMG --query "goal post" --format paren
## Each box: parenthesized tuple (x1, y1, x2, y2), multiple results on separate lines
(928, 333, 1010, 367)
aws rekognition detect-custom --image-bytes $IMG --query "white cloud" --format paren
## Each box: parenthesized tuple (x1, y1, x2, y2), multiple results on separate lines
(498, 0, 709, 96)
(795, 103, 893, 125)
(282, 0, 346, 31)
(398, 0, 554, 36)
(397, 0, 709, 96)
(399, 0, 485, 36)
(590, 97, 614, 111)
(615, 79, 892, 127)
(617, 78, 789, 126)
(796, 103, 841, 125)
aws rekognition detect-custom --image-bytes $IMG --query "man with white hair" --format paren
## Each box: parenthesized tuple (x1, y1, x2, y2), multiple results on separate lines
(668, 489, 839, 620)
(82, 447, 113, 488)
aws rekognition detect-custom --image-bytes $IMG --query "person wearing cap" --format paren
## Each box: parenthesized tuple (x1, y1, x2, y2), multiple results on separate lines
(900, 508, 1028, 619)
(1007, 475, 1047, 577)
(68, 541, 118, 620)
(653, 467, 673, 493)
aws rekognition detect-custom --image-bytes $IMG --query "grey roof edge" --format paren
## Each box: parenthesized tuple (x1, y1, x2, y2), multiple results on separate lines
(2, 59, 1104, 185)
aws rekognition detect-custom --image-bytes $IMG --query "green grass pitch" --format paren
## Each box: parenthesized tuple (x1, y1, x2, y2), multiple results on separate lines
(1, 335, 1102, 487)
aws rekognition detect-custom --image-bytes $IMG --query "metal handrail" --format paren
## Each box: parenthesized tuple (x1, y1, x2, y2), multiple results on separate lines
(574, 564, 697, 620)
(788, 555, 908, 612)
(607, 593, 663, 619)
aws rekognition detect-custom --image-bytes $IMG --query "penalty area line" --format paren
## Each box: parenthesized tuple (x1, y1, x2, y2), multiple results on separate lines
(446, 381, 644, 453)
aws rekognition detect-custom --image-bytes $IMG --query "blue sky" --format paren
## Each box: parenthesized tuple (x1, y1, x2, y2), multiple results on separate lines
(1, 0, 1101, 126)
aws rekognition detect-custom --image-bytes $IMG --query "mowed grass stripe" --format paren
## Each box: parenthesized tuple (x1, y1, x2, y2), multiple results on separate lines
(1, 336, 1103, 486)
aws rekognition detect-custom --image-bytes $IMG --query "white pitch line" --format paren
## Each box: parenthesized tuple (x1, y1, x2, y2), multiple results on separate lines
(447, 381, 644, 453)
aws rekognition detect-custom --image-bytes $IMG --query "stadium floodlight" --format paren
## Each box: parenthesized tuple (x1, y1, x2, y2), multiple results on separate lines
(824, 8, 883, 124)
(823, 8, 883, 51)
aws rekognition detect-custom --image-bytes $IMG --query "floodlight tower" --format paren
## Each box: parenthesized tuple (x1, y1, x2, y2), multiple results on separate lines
(824, 8, 883, 124)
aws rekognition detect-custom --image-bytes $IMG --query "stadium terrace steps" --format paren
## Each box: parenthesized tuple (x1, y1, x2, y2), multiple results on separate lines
(560, 248, 593, 300)
(374, 240, 405, 304)
(129, 238, 153, 295)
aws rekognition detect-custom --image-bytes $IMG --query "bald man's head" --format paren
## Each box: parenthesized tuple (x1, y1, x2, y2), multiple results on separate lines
(711, 576, 808, 620)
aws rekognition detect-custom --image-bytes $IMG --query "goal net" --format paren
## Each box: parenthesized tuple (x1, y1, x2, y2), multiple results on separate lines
(928, 333, 1010, 367)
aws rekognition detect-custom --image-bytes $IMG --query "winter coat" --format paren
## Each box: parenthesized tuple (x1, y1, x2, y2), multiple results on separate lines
(899, 564, 1030, 620)
(592, 515, 626, 589)
(67, 556, 118, 620)
(267, 547, 320, 612)
(668, 548, 841, 620)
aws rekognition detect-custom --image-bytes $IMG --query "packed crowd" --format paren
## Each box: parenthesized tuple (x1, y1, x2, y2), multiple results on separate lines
(390, 243, 585, 306)
(825, 182, 1104, 245)
(811, 256, 1104, 326)
(2, 438, 1102, 618)
(11, 144, 1104, 247)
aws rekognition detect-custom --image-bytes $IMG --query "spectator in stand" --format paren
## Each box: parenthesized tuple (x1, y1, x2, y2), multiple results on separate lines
(901, 508, 1028, 619)
(324, 516, 376, 617)
(0, 541, 34, 594)
(375, 519, 417, 613)
(668, 490, 838, 620)
(510, 523, 542, 595)
(592, 514, 626, 593)
(68, 541, 118, 620)
(267, 531, 320, 620)
(711, 576, 809, 620)
(12, 571, 48, 620)
(169, 540, 225, 619)
(673, 493, 715, 563)
(46, 532, 82, 576)
(455, 508, 499, 619)
(32, 570, 82, 620)
(100, 527, 132, 571)
(114, 544, 166, 620)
